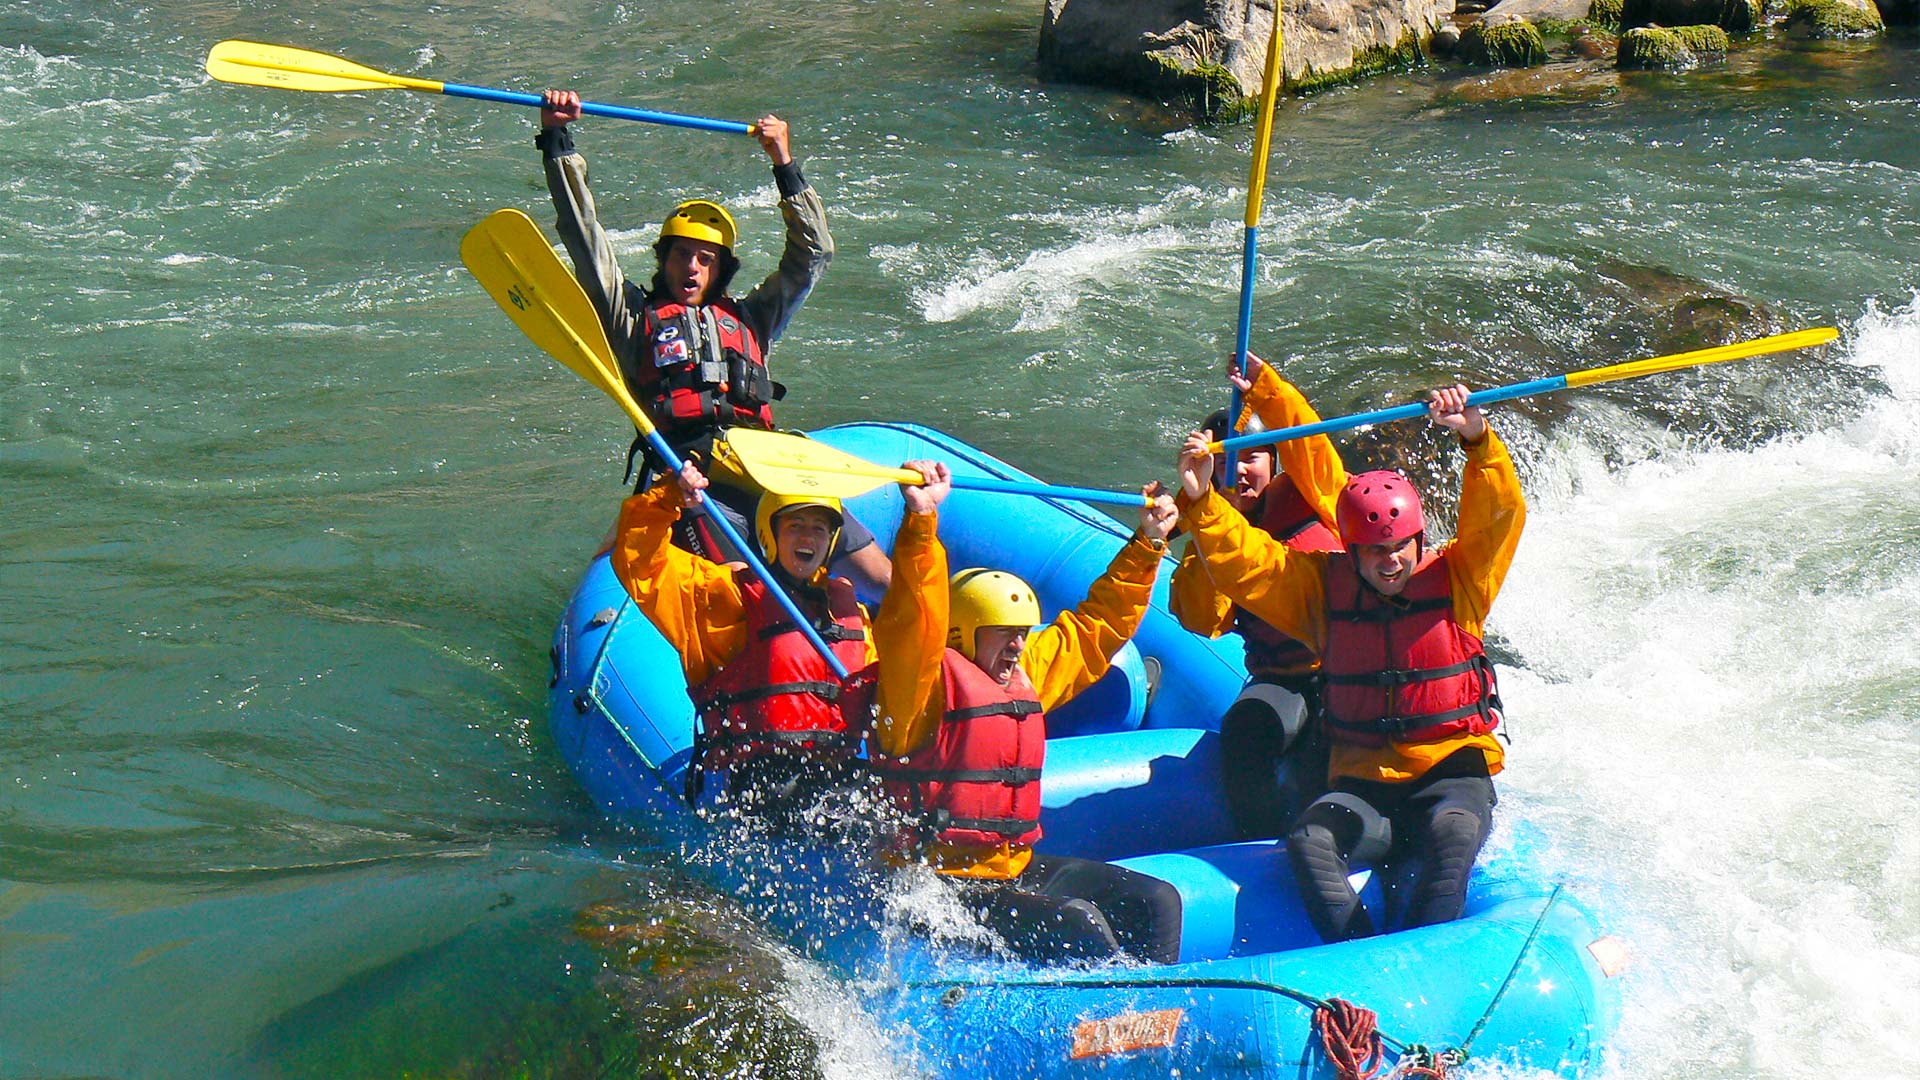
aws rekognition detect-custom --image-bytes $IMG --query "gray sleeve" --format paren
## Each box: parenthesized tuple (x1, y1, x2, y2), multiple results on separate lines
(738, 181, 833, 347)
(542, 148, 648, 365)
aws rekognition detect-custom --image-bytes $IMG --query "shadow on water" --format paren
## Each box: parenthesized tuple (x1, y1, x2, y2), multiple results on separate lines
(243, 862, 830, 1080)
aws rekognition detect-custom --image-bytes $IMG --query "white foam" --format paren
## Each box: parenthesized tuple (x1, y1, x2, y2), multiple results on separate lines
(1494, 298, 1920, 1076)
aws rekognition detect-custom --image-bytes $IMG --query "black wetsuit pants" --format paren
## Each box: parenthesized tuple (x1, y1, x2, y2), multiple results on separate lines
(959, 854, 1183, 965)
(1287, 748, 1495, 943)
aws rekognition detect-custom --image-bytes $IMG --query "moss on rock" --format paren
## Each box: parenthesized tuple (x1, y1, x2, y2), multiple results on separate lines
(1460, 18, 1551, 66)
(1617, 25, 1694, 66)
(1147, 51, 1254, 122)
(1779, 0, 1884, 34)
(1588, 0, 1627, 26)
(1290, 31, 1428, 96)
(1671, 22, 1732, 51)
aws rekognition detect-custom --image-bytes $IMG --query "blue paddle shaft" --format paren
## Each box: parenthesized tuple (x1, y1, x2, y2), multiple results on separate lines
(1226, 225, 1259, 471)
(640, 430, 850, 680)
(439, 83, 754, 135)
(1215, 375, 1570, 456)
(953, 476, 1145, 508)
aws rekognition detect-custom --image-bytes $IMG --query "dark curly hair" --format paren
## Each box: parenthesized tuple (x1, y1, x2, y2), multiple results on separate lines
(648, 237, 742, 304)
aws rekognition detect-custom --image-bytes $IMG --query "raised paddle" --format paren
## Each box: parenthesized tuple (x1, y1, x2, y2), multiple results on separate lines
(716, 428, 1154, 509)
(459, 207, 848, 679)
(1208, 327, 1841, 456)
(206, 41, 754, 136)
(1225, 7, 1287, 472)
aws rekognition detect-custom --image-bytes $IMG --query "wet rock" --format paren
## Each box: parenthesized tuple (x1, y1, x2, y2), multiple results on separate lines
(1460, 14, 1552, 64)
(1482, 0, 1599, 21)
(1618, 25, 1693, 67)
(1436, 60, 1621, 103)
(1434, 20, 1465, 51)
(1570, 24, 1621, 53)
(1587, 0, 1627, 25)
(1038, 0, 1445, 120)
(1621, 0, 1763, 30)
(1779, 0, 1885, 33)
(1876, 0, 1917, 24)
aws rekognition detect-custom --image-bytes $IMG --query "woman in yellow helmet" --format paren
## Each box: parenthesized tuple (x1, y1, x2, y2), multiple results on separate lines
(538, 89, 891, 592)
(610, 457, 949, 824)
(866, 469, 1187, 964)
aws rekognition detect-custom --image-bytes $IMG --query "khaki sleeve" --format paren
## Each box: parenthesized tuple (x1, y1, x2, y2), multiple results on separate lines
(608, 488, 747, 686)
(543, 150, 647, 368)
(738, 186, 833, 346)
(869, 510, 949, 759)
(1020, 538, 1163, 712)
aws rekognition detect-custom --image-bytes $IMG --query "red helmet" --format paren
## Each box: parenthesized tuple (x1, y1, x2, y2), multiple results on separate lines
(1335, 470, 1425, 546)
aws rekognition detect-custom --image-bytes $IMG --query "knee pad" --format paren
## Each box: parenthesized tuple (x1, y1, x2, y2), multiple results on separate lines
(1222, 681, 1308, 751)
(1297, 792, 1393, 864)
(1053, 899, 1122, 959)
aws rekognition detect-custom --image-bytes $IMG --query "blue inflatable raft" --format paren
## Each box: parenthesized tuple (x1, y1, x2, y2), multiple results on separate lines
(547, 422, 1622, 1078)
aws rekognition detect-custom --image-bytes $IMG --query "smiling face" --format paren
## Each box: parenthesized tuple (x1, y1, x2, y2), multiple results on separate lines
(771, 506, 836, 580)
(1352, 535, 1421, 596)
(661, 237, 724, 306)
(1233, 448, 1275, 508)
(971, 625, 1031, 687)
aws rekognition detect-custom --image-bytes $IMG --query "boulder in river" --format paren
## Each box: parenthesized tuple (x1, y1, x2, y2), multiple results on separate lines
(1460, 14, 1552, 64)
(1038, 0, 1447, 120)
(1778, 0, 1885, 33)
(1616, 24, 1727, 67)
(1621, 0, 1763, 31)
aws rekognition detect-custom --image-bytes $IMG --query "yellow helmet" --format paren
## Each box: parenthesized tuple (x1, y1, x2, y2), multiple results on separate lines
(659, 199, 737, 250)
(947, 568, 1041, 660)
(754, 491, 843, 568)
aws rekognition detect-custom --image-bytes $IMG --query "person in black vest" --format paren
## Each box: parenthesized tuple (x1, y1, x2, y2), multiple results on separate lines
(537, 89, 889, 591)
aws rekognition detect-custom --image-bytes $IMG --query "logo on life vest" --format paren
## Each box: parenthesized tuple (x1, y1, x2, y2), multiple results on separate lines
(718, 314, 739, 333)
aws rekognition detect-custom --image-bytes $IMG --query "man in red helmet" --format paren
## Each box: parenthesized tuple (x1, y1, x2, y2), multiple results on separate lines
(1175, 384, 1525, 942)
(536, 90, 889, 591)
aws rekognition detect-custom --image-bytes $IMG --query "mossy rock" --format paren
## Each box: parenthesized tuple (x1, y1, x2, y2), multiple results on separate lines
(1147, 52, 1254, 122)
(1616, 25, 1696, 65)
(1779, 0, 1885, 34)
(1671, 22, 1732, 51)
(1290, 31, 1428, 95)
(1460, 18, 1551, 66)
(1588, 0, 1627, 26)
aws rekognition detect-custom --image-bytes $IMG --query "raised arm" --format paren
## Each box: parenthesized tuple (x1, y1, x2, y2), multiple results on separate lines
(536, 89, 647, 363)
(1019, 485, 1177, 711)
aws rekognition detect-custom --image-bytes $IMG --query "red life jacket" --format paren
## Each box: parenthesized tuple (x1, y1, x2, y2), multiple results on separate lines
(874, 649, 1047, 849)
(688, 573, 872, 776)
(1236, 476, 1342, 680)
(1318, 550, 1501, 749)
(628, 297, 778, 445)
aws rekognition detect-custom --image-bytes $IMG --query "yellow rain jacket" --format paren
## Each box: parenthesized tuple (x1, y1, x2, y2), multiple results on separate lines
(608, 485, 881, 685)
(1180, 427, 1525, 785)
(869, 508, 1164, 879)
(1169, 364, 1349, 647)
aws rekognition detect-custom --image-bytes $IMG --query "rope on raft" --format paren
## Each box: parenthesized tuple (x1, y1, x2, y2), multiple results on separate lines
(1315, 884, 1568, 1080)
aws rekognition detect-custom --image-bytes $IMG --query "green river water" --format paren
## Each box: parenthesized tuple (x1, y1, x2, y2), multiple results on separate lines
(3, 2, 1917, 1077)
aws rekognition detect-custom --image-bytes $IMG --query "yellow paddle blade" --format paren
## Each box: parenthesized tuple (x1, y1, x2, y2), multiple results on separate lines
(1564, 327, 1839, 389)
(718, 428, 922, 500)
(205, 40, 443, 94)
(459, 208, 652, 433)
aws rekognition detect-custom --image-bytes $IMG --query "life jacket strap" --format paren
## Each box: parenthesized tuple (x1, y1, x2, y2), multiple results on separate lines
(943, 699, 1043, 723)
(1328, 595, 1452, 624)
(1321, 658, 1481, 687)
(698, 679, 843, 712)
